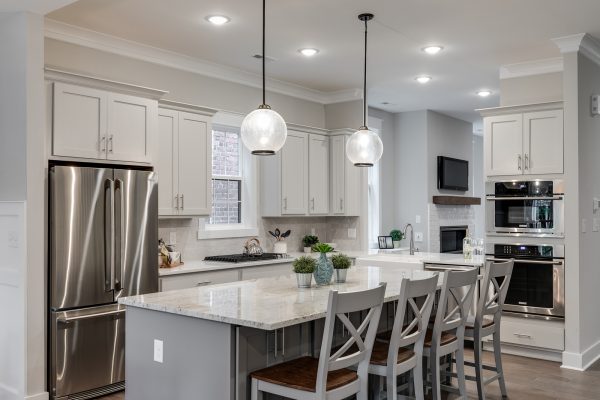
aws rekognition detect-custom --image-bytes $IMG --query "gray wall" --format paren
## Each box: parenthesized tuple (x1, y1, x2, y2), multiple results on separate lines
(472, 135, 485, 239)
(45, 38, 326, 128)
(324, 100, 363, 130)
(500, 72, 563, 106)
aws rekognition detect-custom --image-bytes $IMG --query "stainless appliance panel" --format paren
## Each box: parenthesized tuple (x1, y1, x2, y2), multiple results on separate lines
(113, 169, 158, 299)
(50, 166, 115, 310)
(50, 305, 125, 398)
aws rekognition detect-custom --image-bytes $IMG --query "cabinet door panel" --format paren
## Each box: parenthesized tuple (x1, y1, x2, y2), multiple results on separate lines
(53, 82, 106, 159)
(485, 114, 523, 176)
(157, 110, 178, 216)
(159, 269, 239, 292)
(281, 131, 308, 215)
(178, 112, 212, 215)
(523, 110, 563, 175)
(309, 134, 329, 215)
(107, 93, 152, 163)
(330, 136, 345, 214)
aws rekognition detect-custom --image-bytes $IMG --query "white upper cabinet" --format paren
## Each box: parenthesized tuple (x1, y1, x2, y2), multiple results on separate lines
(308, 134, 329, 215)
(281, 130, 309, 215)
(53, 83, 107, 159)
(330, 134, 364, 216)
(158, 105, 214, 217)
(523, 110, 564, 175)
(482, 103, 563, 177)
(106, 93, 154, 163)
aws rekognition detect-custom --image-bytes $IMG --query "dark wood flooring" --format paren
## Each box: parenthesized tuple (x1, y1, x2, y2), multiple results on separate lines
(98, 349, 600, 400)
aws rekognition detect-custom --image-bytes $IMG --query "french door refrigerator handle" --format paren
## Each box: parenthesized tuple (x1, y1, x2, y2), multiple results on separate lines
(106, 179, 116, 291)
(114, 179, 125, 291)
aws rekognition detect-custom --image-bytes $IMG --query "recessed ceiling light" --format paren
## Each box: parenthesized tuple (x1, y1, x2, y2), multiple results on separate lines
(206, 15, 230, 25)
(477, 89, 492, 97)
(415, 75, 432, 84)
(422, 45, 443, 55)
(299, 48, 319, 57)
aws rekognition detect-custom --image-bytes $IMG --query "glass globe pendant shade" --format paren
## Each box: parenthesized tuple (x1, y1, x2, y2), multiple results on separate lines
(240, 105, 288, 155)
(346, 127, 383, 167)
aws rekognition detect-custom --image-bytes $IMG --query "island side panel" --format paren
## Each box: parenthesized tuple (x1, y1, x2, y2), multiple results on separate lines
(125, 307, 235, 400)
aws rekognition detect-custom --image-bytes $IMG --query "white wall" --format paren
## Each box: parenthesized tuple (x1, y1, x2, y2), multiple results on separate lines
(472, 135, 485, 238)
(500, 72, 563, 106)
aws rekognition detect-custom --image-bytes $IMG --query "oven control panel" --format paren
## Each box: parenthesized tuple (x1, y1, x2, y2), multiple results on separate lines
(493, 244, 554, 258)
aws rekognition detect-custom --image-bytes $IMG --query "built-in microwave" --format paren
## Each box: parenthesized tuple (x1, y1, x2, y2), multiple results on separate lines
(485, 180, 564, 237)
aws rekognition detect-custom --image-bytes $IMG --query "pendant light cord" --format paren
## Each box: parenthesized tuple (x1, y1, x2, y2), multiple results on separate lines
(262, 0, 266, 106)
(362, 18, 368, 128)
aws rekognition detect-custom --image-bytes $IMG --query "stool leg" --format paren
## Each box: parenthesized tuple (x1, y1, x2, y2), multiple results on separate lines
(431, 355, 442, 400)
(251, 378, 262, 400)
(474, 335, 486, 400)
(455, 344, 467, 400)
(493, 330, 508, 398)
(386, 371, 398, 400)
(414, 355, 425, 400)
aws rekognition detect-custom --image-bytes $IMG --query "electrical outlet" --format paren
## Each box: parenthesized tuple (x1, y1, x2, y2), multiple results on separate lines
(415, 215, 421, 224)
(154, 339, 163, 363)
(169, 232, 176, 245)
(414, 232, 424, 242)
(347, 228, 357, 239)
(311, 228, 316, 235)
(594, 218, 600, 232)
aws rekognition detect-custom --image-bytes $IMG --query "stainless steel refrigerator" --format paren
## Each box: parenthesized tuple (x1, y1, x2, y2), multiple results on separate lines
(49, 165, 158, 400)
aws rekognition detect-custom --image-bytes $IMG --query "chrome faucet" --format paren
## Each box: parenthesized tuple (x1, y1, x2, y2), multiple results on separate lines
(404, 223, 416, 255)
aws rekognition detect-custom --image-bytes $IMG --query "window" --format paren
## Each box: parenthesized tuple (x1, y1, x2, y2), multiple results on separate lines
(367, 117, 382, 248)
(210, 126, 242, 225)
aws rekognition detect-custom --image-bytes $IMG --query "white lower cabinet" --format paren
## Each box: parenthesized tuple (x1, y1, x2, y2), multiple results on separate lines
(158, 104, 215, 216)
(241, 263, 293, 280)
(159, 269, 239, 291)
(494, 315, 564, 351)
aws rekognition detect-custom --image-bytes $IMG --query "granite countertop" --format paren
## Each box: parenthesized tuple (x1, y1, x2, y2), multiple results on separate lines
(121, 266, 440, 330)
(355, 252, 486, 268)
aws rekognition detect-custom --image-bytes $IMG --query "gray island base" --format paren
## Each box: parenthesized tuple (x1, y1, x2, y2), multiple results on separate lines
(120, 266, 448, 400)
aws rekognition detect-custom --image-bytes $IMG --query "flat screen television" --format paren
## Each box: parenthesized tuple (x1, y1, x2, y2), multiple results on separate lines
(437, 156, 469, 191)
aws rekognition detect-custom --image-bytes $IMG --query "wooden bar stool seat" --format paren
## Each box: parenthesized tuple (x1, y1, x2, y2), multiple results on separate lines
(369, 341, 415, 366)
(250, 356, 358, 392)
(424, 329, 457, 347)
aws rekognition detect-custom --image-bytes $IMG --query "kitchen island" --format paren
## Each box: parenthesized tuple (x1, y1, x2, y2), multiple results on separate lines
(120, 266, 439, 400)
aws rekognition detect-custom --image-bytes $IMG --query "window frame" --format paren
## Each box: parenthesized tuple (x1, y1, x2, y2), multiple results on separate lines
(198, 112, 259, 239)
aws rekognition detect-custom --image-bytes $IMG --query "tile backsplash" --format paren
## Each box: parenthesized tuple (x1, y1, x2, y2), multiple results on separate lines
(158, 216, 363, 261)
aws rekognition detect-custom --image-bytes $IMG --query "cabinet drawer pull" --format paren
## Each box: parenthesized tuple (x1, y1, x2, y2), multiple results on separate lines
(311, 198, 315, 211)
(181, 194, 184, 210)
(100, 136, 106, 152)
(175, 195, 179, 210)
(283, 198, 287, 210)
(518, 154, 522, 170)
(281, 328, 285, 358)
(196, 281, 211, 286)
(340, 198, 343, 211)
(108, 135, 114, 153)
(524, 154, 529, 170)
(513, 333, 532, 339)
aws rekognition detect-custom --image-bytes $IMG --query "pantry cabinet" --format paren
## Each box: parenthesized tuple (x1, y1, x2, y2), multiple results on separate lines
(482, 103, 563, 177)
(52, 82, 156, 163)
(158, 103, 216, 216)
(330, 132, 365, 216)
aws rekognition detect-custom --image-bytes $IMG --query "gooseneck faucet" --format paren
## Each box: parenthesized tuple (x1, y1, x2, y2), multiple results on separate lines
(404, 223, 416, 255)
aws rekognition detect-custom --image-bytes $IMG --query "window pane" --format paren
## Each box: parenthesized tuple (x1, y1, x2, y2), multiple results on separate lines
(212, 128, 240, 177)
(210, 178, 241, 224)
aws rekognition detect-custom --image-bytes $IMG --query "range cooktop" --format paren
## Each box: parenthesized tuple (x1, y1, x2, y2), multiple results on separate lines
(204, 253, 289, 263)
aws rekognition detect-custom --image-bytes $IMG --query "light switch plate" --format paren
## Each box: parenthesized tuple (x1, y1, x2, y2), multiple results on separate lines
(154, 339, 163, 363)
(347, 228, 357, 239)
(594, 218, 600, 232)
(414, 232, 424, 242)
(415, 215, 421, 224)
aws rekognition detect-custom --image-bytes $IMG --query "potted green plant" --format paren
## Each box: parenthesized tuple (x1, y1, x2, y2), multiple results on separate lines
(331, 253, 351, 283)
(302, 235, 319, 253)
(390, 229, 404, 249)
(292, 256, 316, 288)
(312, 243, 334, 285)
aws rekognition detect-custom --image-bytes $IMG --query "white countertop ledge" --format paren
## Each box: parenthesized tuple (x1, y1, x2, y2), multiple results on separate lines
(121, 266, 441, 330)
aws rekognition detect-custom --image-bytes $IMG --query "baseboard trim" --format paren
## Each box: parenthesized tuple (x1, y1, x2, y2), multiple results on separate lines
(483, 342, 562, 362)
(26, 392, 49, 400)
(562, 339, 600, 371)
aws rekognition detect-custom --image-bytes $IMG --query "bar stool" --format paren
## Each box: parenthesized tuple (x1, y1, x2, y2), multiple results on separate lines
(463, 259, 513, 400)
(249, 283, 386, 400)
(424, 268, 478, 400)
(367, 275, 438, 400)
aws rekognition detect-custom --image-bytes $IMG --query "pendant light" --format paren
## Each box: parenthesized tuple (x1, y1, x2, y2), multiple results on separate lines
(241, 0, 287, 155)
(346, 13, 383, 167)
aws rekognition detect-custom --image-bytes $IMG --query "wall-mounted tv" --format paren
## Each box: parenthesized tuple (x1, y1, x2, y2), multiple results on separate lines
(437, 156, 469, 191)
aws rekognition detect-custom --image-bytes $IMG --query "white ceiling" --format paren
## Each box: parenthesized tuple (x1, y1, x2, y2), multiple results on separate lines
(47, 0, 600, 124)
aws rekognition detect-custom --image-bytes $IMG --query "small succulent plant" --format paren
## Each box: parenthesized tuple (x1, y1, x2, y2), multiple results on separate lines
(302, 235, 319, 247)
(312, 243, 334, 254)
(269, 228, 291, 242)
(293, 256, 316, 274)
(331, 253, 351, 270)
(390, 229, 404, 241)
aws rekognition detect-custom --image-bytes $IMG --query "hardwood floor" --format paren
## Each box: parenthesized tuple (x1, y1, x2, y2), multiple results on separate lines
(98, 350, 600, 400)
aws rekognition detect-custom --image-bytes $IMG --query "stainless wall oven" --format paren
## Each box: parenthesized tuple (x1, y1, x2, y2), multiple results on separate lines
(485, 180, 564, 237)
(486, 242, 564, 319)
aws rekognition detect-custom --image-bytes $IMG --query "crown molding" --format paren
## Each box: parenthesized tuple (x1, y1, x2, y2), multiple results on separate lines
(553, 33, 600, 66)
(158, 100, 218, 116)
(499, 57, 563, 79)
(44, 19, 361, 105)
(477, 101, 563, 117)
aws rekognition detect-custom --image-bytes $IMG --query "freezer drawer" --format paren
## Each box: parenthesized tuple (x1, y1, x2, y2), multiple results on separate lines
(50, 305, 125, 399)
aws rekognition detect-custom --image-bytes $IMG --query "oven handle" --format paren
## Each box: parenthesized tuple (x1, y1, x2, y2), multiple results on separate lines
(486, 257, 563, 266)
(486, 196, 563, 201)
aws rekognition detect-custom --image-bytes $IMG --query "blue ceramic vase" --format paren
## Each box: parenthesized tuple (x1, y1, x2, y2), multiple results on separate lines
(314, 253, 333, 285)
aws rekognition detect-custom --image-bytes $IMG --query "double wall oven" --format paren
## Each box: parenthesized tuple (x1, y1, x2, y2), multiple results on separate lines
(486, 180, 564, 237)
